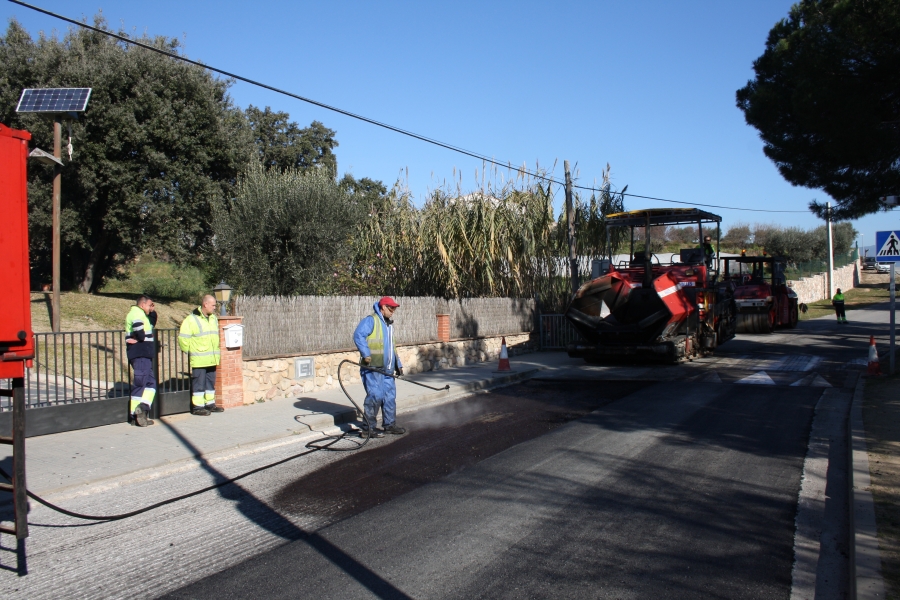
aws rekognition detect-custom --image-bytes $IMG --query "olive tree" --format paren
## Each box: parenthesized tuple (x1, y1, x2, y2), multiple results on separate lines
(211, 162, 365, 295)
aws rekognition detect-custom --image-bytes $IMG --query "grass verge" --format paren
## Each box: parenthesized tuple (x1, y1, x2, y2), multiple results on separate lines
(801, 278, 894, 321)
(31, 292, 196, 333)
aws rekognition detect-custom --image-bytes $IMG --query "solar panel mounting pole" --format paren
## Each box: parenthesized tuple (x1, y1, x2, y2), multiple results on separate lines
(16, 88, 92, 329)
(51, 118, 61, 332)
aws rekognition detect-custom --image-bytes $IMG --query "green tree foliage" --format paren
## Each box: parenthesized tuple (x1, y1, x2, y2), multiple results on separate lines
(722, 223, 752, 249)
(763, 222, 858, 262)
(211, 163, 364, 295)
(0, 18, 251, 292)
(736, 0, 900, 220)
(631, 227, 668, 254)
(666, 226, 698, 246)
(245, 105, 338, 174)
(751, 223, 776, 248)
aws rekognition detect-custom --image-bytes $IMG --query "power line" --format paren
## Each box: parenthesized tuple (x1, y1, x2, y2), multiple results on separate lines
(9, 0, 811, 214)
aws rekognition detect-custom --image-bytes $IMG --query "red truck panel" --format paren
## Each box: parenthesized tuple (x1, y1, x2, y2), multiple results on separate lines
(0, 123, 34, 379)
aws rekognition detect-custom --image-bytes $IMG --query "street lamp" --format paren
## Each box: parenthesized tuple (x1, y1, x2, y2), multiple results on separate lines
(213, 281, 233, 317)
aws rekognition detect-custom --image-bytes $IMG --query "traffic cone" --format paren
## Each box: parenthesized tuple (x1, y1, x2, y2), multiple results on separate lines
(495, 337, 512, 372)
(867, 336, 882, 376)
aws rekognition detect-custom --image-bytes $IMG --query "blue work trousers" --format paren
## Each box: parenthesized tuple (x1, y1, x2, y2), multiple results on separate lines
(360, 369, 397, 429)
(129, 357, 156, 412)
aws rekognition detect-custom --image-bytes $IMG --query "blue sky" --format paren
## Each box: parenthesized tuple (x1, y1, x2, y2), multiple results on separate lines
(4, 0, 894, 251)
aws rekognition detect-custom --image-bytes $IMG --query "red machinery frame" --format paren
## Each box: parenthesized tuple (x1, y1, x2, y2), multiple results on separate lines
(0, 123, 34, 377)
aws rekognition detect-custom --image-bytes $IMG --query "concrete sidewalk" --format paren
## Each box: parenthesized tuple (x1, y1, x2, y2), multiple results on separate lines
(0, 352, 578, 497)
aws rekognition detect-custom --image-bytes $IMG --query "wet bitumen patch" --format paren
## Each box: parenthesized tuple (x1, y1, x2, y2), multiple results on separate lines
(271, 379, 652, 522)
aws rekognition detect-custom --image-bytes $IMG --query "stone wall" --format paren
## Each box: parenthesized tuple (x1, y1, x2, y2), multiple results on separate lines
(787, 262, 859, 305)
(242, 333, 534, 405)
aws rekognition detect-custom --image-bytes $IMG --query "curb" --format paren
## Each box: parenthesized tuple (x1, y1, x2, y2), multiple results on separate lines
(850, 376, 886, 600)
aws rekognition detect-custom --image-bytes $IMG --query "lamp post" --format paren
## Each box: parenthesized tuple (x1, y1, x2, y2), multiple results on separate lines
(213, 281, 233, 317)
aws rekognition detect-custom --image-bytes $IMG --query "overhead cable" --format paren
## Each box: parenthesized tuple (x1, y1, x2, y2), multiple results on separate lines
(10, 0, 811, 214)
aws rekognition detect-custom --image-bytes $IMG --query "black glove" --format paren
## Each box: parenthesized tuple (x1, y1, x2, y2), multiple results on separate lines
(395, 366, 404, 376)
(148, 310, 158, 327)
(362, 356, 371, 366)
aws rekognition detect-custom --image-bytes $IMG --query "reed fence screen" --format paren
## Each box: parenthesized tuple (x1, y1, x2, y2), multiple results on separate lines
(234, 295, 536, 359)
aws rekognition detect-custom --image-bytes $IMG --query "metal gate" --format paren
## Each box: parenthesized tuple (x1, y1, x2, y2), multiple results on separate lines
(0, 328, 191, 437)
(539, 314, 582, 350)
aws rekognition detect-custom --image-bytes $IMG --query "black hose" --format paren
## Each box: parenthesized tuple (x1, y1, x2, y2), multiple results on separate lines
(0, 359, 449, 522)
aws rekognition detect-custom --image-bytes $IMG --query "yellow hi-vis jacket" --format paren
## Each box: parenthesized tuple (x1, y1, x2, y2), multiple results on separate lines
(178, 307, 220, 368)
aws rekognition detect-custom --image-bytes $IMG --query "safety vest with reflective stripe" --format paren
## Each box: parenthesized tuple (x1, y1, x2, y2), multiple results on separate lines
(365, 312, 395, 369)
(126, 305, 155, 360)
(178, 308, 220, 368)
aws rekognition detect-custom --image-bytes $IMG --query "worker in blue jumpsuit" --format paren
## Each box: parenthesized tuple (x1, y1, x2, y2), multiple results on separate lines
(353, 297, 406, 436)
(125, 295, 158, 427)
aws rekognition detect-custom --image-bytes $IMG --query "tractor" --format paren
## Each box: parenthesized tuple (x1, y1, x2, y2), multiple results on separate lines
(723, 255, 799, 333)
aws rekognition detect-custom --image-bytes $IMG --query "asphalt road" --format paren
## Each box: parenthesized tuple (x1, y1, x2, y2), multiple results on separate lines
(2, 308, 870, 599)
(164, 377, 844, 599)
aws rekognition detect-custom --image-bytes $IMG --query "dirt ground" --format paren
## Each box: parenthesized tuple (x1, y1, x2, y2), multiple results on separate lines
(864, 370, 900, 599)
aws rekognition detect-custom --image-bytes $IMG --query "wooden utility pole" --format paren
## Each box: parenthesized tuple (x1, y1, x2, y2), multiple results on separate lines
(51, 119, 61, 332)
(565, 160, 577, 296)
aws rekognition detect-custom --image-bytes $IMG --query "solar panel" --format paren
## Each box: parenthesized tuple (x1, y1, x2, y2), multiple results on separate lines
(16, 88, 92, 113)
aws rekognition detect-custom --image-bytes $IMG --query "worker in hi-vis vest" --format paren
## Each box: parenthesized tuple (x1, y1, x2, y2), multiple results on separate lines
(178, 294, 223, 415)
(832, 288, 847, 324)
(353, 296, 406, 437)
(125, 295, 158, 427)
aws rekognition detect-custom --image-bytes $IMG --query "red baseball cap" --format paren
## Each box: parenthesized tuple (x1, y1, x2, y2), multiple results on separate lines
(378, 296, 400, 308)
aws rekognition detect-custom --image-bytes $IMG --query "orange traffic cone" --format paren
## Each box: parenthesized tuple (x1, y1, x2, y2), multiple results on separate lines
(495, 337, 512, 372)
(867, 336, 882, 376)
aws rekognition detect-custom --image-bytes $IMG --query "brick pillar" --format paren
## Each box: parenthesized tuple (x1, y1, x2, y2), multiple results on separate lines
(215, 316, 243, 409)
(436, 314, 450, 343)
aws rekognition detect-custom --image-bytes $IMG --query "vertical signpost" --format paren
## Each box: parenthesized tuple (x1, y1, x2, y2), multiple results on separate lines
(875, 230, 900, 373)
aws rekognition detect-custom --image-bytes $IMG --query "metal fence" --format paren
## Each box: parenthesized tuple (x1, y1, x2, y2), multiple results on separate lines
(0, 328, 190, 413)
(539, 314, 582, 350)
(784, 249, 859, 280)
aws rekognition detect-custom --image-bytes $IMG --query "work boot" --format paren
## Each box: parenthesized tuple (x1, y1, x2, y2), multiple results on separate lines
(192, 407, 211, 416)
(358, 428, 384, 438)
(383, 425, 406, 435)
(206, 405, 225, 413)
(134, 408, 149, 427)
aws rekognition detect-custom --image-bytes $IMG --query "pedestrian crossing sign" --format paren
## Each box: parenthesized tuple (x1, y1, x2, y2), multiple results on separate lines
(876, 231, 900, 262)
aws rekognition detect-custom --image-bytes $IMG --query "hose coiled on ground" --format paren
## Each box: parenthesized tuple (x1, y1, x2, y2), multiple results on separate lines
(0, 360, 448, 522)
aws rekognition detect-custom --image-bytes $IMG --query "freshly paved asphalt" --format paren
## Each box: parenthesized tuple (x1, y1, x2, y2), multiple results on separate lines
(163, 378, 826, 600)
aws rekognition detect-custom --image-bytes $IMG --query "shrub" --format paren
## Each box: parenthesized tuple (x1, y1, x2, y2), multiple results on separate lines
(102, 258, 209, 303)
